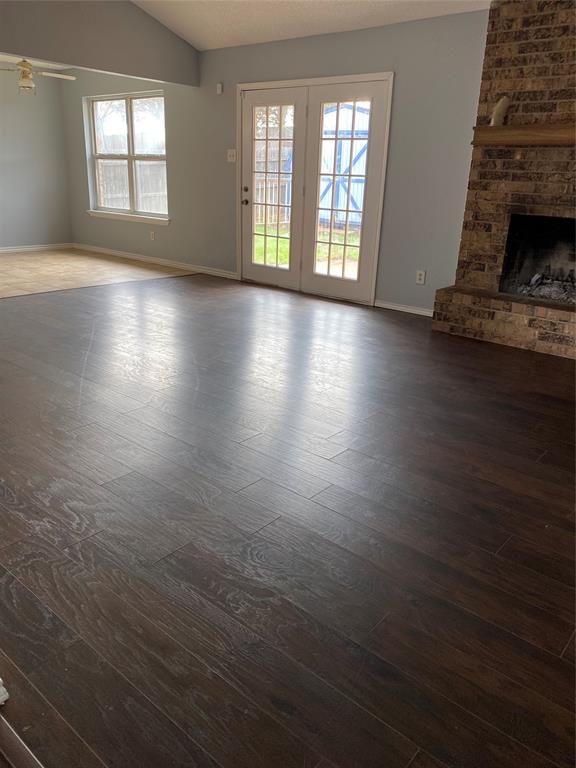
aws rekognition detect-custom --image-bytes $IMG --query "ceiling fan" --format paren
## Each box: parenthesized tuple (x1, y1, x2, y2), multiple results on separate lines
(0, 58, 76, 94)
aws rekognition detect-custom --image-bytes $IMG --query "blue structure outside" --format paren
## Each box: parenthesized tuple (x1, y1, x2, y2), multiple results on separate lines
(278, 103, 369, 229)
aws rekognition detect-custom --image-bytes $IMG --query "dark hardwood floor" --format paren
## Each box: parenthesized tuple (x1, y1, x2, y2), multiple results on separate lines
(0, 274, 573, 768)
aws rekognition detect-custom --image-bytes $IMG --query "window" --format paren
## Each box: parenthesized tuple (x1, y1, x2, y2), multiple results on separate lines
(88, 93, 168, 218)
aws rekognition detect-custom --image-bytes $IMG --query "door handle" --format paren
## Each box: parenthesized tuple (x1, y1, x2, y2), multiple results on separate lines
(241, 199, 250, 205)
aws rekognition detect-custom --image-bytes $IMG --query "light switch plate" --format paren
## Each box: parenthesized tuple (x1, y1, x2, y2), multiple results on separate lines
(227, 149, 237, 163)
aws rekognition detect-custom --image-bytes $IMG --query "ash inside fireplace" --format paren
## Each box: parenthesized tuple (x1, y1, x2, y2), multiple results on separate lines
(499, 214, 575, 305)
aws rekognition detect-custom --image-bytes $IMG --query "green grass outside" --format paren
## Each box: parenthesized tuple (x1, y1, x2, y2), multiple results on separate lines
(252, 225, 360, 269)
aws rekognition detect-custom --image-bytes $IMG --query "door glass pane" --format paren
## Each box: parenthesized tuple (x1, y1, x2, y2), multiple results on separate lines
(254, 173, 266, 203)
(278, 205, 291, 237)
(315, 242, 329, 274)
(267, 106, 280, 138)
(330, 244, 344, 277)
(321, 140, 335, 173)
(265, 236, 278, 267)
(281, 141, 293, 171)
(132, 97, 166, 155)
(318, 176, 333, 208)
(317, 210, 331, 243)
(346, 212, 362, 246)
(265, 175, 277, 205)
(349, 177, 365, 211)
(279, 175, 291, 205)
(281, 106, 294, 139)
(334, 178, 348, 210)
(254, 141, 267, 172)
(134, 160, 168, 214)
(331, 211, 346, 244)
(254, 107, 267, 138)
(337, 102, 354, 136)
(93, 100, 128, 154)
(277, 237, 290, 269)
(96, 159, 129, 209)
(322, 104, 337, 137)
(344, 247, 359, 280)
(265, 204, 278, 236)
(354, 101, 371, 136)
(313, 99, 372, 281)
(267, 141, 280, 173)
(252, 105, 294, 269)
(253, 234, 265, 264)
(335, 140, 351, 174)
(254, 203, 265, 230)
(352, 140, 367, 175)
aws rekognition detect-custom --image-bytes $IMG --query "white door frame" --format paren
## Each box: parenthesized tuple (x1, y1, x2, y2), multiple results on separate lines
(240, 86, 308, 290)
(235, 72, 394, 305)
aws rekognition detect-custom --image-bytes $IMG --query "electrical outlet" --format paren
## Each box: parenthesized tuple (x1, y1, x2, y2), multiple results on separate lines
(227, 149, 237, 163)
(416, 270, 426, 285)
(150, 230, 155, 241)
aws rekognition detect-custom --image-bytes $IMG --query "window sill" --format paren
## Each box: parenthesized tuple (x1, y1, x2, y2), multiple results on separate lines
(87, 210, 170, 226)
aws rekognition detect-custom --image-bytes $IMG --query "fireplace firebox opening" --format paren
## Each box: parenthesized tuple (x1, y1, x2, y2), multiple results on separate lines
(499, 214, 576, 306)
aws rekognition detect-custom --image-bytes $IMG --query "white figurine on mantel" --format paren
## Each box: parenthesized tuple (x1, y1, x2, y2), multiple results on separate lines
(0, 677, 9, 705)
(490, 96, 511, 126)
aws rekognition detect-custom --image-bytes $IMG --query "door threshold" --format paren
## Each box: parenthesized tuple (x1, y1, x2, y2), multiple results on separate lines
(240, 276, 374, 307)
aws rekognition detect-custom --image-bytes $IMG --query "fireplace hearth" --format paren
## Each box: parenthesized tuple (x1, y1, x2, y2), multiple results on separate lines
(499, 215, 576, 306)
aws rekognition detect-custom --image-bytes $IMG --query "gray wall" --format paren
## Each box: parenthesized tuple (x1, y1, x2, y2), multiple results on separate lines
(5, 10, 489, 310)
(199, 10, 489, 309)
(60, 69, 214, 269)
(0, 1, 199, 86)
(0, 74, 70, 247)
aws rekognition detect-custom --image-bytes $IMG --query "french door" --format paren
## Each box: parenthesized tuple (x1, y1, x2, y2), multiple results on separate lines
(240, 76, 392, 304)
(240, 87, 307, 290)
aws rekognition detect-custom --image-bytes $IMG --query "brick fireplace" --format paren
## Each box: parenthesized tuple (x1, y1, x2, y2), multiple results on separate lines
(433, 0, 575, 358)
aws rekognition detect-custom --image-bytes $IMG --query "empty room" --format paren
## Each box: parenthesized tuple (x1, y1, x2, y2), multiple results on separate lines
(0, 1, 574, 767)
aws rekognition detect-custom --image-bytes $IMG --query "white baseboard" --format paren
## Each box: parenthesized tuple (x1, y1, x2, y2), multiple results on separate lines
(0, 243, 74, 253)
(374, 300, 433, 317)
(189, 264, 241, 280)
(1, 246, 433, 311)
(71, 243, 240, 280)
(0, 241, 240, 281)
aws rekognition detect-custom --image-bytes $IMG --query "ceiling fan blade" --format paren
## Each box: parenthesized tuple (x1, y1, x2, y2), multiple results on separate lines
(36, 71, 76, 81)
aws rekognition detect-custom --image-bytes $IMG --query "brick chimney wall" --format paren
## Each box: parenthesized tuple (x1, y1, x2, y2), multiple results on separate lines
(433, 0, 575, 358)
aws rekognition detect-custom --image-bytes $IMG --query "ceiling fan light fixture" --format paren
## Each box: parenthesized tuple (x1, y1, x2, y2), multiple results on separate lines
(0, 57, 76, 92)
(16, 61, 36, 94)
(18, 72, 36, 94)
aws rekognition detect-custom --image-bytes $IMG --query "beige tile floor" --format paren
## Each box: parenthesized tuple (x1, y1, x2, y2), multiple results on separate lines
(0, 248, 194, 299)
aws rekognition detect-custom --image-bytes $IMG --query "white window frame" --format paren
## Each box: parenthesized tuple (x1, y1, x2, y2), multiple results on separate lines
(86, 91, 170, 224)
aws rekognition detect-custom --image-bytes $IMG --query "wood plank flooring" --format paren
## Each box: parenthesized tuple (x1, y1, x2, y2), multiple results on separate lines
(0, 274, 573, 768)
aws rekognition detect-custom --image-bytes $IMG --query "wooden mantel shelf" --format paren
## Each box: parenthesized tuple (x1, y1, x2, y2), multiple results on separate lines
(472, 122, 575, 147)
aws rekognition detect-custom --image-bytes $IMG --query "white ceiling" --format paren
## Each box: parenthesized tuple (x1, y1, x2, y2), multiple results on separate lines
(134, 0, 490, 51)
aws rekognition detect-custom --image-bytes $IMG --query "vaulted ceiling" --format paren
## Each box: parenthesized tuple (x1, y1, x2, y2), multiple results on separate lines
(134, 0, 490, 51)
